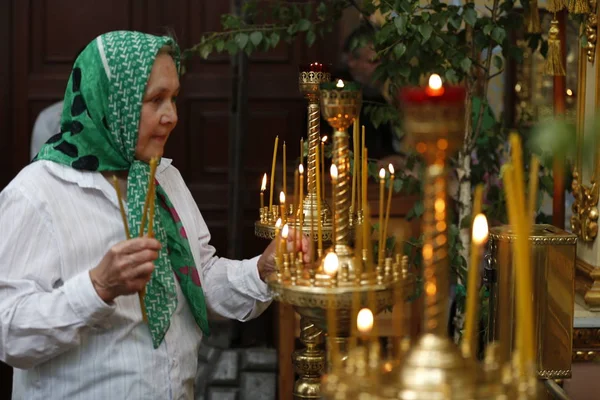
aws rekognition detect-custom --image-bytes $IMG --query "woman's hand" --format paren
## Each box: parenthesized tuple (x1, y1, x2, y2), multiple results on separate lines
(89, 237, 161, 303)
(257, 228, 312, 282)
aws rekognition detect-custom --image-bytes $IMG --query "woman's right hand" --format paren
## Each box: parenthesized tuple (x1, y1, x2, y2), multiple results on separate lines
(89, 238, 161, 303)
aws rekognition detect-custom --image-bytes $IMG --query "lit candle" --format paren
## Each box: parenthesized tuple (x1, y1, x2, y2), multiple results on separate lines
(330, 164, 338, 245)
(275, 218, 282, 262)
(298, 164, 304, 256)
(383, 164, 395, 253)
(323, 252, 339, 276)
(281, 223, 289, 261)
(425, 74, 444, 97)
(280, 191, 286, 225)
(357, 308, 374, 340)
(378, 168, 385, 265)
(269, 136, 279, 210)
(321, 136, 327, 202)
(463, 209, 488, 360)
(316, 144, 323, 253)
(283, 141, 287, 202)
(336, 79, 344, 88)
(260, 173, 267, 210)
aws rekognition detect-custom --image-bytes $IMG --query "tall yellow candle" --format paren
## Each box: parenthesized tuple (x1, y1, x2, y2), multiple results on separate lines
(269, 136, 279, 210)
(316, 144, 323, 252)
(280, 191, 286, 225)
(383, 164, 395, 252)
(378, 168, 386, 265)
(362, 148, 369, 262)
(281, 223, 289, 262)
(324, 253, 340, 368)
(503, 165, 535, 375)
(462, 183, 484, 359)
(352, 121, 358, 215)
(299, 164, 304, 255)
(361, 126, 366, 213)
(509, 133, 526, 222)
(283, 142, 287, 200)
(275, 218, 282, 262)
(321, 136, 326, 202)
(330, 164, 338, 245)
(528, 156, 540, 225)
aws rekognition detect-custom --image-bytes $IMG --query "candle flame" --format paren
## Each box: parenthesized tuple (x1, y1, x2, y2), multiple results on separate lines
(428, 74, 443, 90)
(275, 218, 282, 228)
(281, 223, 289, 239)
(336, 79, 344, 88)
(472, 213, 489, 245)
(388, 164, 395, 175)
(379, 168, 386, 179)
(330, 164, 338, 179)
(323, 252, 339, 275)
(299, 164, 304, 174)
(322, 136, 328, 143)
(261, 173, 267, 191)
(280, 191, 286, 204)
(357, 308, 374, 334)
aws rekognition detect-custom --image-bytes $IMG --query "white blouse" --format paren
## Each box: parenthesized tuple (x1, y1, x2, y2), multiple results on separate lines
(0, 159, 272, 400)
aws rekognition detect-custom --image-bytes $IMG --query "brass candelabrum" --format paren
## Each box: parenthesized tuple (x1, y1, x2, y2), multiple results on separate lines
(255, 64, 335, 242)
(320, 76, 545, 400)
(258, 77, 416, 400)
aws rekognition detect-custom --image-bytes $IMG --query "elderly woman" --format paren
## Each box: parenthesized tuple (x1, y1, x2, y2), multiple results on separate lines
(0, 31, 307, 399)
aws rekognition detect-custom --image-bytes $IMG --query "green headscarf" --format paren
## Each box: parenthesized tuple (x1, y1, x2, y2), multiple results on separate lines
(35, 31, 209, 348)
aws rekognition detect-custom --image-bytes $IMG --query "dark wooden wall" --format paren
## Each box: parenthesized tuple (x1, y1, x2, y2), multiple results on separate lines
(0, 0, 343, 397)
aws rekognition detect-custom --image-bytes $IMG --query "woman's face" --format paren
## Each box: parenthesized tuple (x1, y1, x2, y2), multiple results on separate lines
(136, 52, 180, 162)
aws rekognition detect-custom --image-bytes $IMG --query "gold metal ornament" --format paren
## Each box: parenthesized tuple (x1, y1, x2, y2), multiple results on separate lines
(570, 171, 599, 242)
(585, 0, 598, 64)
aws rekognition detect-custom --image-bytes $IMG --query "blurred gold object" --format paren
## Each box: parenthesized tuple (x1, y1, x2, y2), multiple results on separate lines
(487, 225, 577, 379)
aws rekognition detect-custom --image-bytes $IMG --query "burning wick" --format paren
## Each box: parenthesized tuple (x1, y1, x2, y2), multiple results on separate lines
(336, 79, 344, 89)
(323, 252, 339, 276)
(357, 308, 374, 335)
(426, 74, 444, 96)
(472, 214, 489, 245)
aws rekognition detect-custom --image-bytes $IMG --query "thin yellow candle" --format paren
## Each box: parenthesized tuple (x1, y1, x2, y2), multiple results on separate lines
(462, 213, 488, 359)
(509, 133, 526, 222)
(321, 136, 327, 202)
(378, 168, 386, 265)
(362, 148, 369, 263)
(382, 164, 395, 252)
(330, 164, 338, 245)
(112, 175, 130, 239)
(361, 126, 366, 213)
(503, 165, 535, 375)
(293, 168, 299, 221)
(324, 252, 340, 368)
(275, 218, 282, 262)
(528, 156, 540, 225)
(140, 157, 158, 237)
(283, 141, 287, 201)
(299, 164, 304, 255)
(260, 173, 267, 210)
(280, 191, 286, 225)
(281, 223, 289, 262)
(352, 121, 358, 215)
(269, 136, 279, 210)
(316, 144, 323, 252)
(310, 191, 315, 263)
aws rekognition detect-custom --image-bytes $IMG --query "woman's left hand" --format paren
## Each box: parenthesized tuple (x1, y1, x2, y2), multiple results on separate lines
(257, 228, 312, 282)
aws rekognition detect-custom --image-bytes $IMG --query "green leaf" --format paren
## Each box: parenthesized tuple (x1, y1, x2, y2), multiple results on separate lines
(418, 24, 433, 42)
(235, 33, 249, 49)
(226, 40, 238, 55)
(200, 43, 212, 59)
(317, 2, 327, 18)
(449, 15, 462, 30)
(297, 19, 311, 32)
(393, 43, 407, 58)
(394, 15, 408, 34)
(491, 27, 506, 44)
(463, 8, 477, 26)
(250, 31, 263, 46)
(445, 69, 458, 83)
(483, 24, 494, 36)
(271, 32, 280, 48)
(215, 40, 225, 52)
(306, 30, 316, 46)
(430, 36, 444, 50)
(399, 64, 411, 77)
(460, 57, 472, 72)
(493, 55, 503, 69)
(422, 12, 430, 22)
